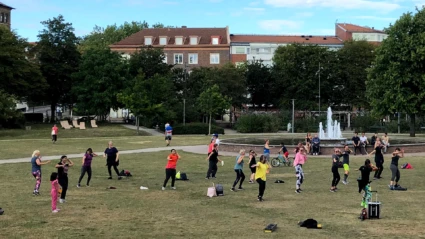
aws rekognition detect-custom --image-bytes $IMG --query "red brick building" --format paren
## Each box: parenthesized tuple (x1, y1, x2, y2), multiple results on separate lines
(110, 26, 230, 71)
(335, 23, 387, 44)
(0, 2, 13, 29)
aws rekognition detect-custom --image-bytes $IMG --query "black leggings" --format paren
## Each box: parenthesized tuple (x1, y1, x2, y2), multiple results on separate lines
(256, 178, 266, 198)
(206, 163, 218, 178)
(232, 169, 245, 188)
(78, 166, 92, 185)
(108, 164, 120, 177)
(163, 168, 176, 187)
(390, 164, 400, 182)
(58, 176, 68, 200)
(374, 161, 384, 178)
(331, 166, 340, 187)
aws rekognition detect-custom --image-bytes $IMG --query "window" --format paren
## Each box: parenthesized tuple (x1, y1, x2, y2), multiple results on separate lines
(190, 37, 198, 45)
(0, 13, 3, 23)
(174, 53, 183, 64)
(159, 37, 167, 45)
(4, 13, 7, 23)
(246, 48, 251, 54)
(175, 37, 183, 45)
(144, 37, 152, 45)
(235, 47, 245, 54)
(212, 37, 219, 45)
(210, 53, 220, 64)
(188, 53, 198, 64)
(163, 53, 167, 63)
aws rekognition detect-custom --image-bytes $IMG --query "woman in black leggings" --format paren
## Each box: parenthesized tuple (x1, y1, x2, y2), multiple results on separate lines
(330, 148, 341, 192)
(104, 141, 122, 180)
(78, 148, 98, 187)
(56, 156, 74, 203)
(390, 148, 404, 190)
(369, 139, 384, 179)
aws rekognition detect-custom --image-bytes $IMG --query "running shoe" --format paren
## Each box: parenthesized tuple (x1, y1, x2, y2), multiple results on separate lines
(108, 177, 112, 180)
(342, 180, 348, 185)
(238, 187, 244, 190)
(118, 176, 122, 180)
(231, 188, 236, 192)
(77, 184, 81, 188)
(295, 189, 301, 194)
(171, 187, 176, 190)
(161, 187, 165, 190)
(330, 189, 335, 192)
(52, 210, 59, 213)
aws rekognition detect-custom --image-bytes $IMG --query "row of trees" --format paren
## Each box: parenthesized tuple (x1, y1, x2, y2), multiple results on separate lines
(1, 7, 425, 135)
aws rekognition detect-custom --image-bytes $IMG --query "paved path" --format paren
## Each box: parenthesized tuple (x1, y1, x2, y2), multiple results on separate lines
(0, 145, 240, 165)
(122, 124, 163, 136)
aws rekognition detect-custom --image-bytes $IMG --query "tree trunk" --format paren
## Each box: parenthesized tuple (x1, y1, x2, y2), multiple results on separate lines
(136, 116, 140, 135)
(409, 113, 415, 137)
(50, 103, 56, 123)
(209, 112, 212, 135)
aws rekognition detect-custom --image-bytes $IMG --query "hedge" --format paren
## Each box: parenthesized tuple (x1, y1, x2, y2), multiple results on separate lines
(235, 114, 280, 133)
(24, 113, 44, 123)
(170, 123, 225, 135)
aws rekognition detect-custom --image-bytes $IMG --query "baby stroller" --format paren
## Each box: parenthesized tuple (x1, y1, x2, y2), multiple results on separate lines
(271, 153, 292, 167)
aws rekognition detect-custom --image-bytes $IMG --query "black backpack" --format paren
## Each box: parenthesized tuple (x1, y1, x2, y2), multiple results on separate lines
(299, 219, 322, 229)
(215, 184, 224, 196)
(0, 208, 4, 215)
(180, 173, 188, 180)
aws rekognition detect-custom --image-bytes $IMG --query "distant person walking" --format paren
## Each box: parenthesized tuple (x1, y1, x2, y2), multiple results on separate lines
(50, 172, 60, 213)
(30, 150, 51, 195)
(104, 141, 122, 180)
(165, 124, 173, 146)
(263, 140, 271, 162)
(162, 149, 181, 190)
(78, 148, 98, 187)
(55, 156, 74, 203)
(294, 147, 307, 194)
(206, 144, 222, 179)
(231, 149, 246, 191)
(251, 155, 270, 202)
(51, 124, 58, 144)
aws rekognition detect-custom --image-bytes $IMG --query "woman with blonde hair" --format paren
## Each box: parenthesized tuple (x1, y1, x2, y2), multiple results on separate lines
(231, 149, 246, 192)
(251, 155, 270, 201)
(30, 150, 51, 195)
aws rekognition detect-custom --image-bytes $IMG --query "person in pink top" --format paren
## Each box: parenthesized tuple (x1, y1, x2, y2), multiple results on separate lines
(51, 124, 58, 144)
(50, 172, 60, 213)
(294, 147, 308, 194)
(208, 138, 216, 156)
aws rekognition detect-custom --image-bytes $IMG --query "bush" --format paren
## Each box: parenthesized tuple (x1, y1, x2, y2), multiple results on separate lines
(0, 113, 25, 129)
(235, 114, 280, 133)
(24, 113, 44, 123)
(171, 123, 225, 135)
(352, 115, 380, 132)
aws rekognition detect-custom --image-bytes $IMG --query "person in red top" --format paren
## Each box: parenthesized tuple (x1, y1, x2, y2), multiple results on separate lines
(208, 138, 216, 156)
(51, 124, 59, 144)
(162, 149, 181, 190)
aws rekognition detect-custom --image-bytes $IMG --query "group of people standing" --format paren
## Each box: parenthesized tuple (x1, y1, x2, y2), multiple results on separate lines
(30, 141, 123, 213)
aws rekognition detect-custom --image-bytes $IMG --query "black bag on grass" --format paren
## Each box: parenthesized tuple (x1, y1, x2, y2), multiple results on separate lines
(0, 208, 4, 215)
(215, 184, 224, 196)
(119, 170, 132, 177)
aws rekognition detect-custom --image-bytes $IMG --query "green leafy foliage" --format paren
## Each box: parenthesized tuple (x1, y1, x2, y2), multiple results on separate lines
(171, 123, 225, 135)
(235, 114, 280, 133)
(0, 91, 24, 128)
(366, 7, 425, 136)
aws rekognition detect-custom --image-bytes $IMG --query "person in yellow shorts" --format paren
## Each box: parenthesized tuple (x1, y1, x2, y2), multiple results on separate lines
(342, 145, 353, 185)
(251, 155, 270, 202)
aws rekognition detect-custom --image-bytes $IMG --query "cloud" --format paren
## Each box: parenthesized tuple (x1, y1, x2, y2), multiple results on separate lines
(232, 6, 265, 16)
(264, 0, 400, 12)
(352, 16, 397, 21)
(249, 1, 261, 6)
(243, 7, 265, 12)
(258, 20, 303, 31)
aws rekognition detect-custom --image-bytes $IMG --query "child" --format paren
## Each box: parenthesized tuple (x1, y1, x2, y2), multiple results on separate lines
(50, 172, 60, 213)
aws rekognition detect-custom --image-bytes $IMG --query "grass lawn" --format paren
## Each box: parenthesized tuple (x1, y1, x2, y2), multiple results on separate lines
(0, 151, 424, 238)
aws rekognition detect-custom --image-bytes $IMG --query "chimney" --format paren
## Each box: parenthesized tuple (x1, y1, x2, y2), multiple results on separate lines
(182, 26, 187, 28)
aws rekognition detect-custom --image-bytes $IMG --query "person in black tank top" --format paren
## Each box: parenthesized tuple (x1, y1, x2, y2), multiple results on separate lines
(390, 148, 404, 190)
(369, 140, 385, 179)
(248, 150, 257, 183)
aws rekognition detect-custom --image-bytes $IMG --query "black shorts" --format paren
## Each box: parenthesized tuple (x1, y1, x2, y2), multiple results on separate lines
(250, 166, 256, 174)
(165, 136, 172, 140)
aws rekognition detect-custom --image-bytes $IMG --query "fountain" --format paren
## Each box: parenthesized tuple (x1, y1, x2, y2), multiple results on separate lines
(318, 107, 346, 146)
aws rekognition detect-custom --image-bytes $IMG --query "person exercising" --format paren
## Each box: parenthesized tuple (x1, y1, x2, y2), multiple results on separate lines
(342, 145, 353, 185)
(389, 147, 405, 190)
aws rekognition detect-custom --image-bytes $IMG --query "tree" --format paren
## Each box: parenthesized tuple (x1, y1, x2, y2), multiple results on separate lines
(197, 85, 231, 135)
(245, 60, 274, 110)
(128, 46, 173, 78)
(0, 27, 46, 101)
(367, 7, 425, 137)
(337, 40, 376, 109)
(72, 49, 128, 120)
(36, 15, 81, 122)
(117, 73, 174, 134)
(0, 90, 23, 128)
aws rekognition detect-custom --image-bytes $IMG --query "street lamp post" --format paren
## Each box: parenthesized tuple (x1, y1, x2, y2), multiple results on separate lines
(318, 62, 321, 116)
(183, 63, 188, 126)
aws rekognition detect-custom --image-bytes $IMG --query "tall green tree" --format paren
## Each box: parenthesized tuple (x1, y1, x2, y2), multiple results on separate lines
(244, 60, 274, 110)
(128, 47, 172, 78)
(0, 27, 46, 101)
(72, 49, 128, 120)
(367, 7, 425, 137)
(337, 40, 376, 109)
(197, 84, 231, 135)
(117, 73, 174, 134)
(36, 15, 81, 122)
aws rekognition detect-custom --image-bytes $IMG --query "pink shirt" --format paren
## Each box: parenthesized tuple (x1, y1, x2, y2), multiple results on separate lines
(293, 152, 307, 166)
(52, 126, 58, 135)
(51, 179, 59, 192)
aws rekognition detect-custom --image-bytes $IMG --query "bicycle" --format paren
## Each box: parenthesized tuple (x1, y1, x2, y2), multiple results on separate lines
(270, 153, 292, 167)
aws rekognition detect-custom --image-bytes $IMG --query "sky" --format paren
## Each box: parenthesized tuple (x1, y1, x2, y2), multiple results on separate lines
(4, 0, 424, 42)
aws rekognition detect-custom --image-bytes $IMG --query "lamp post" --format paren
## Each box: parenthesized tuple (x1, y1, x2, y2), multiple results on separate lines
(318, 62, 321, 116)
(292, 99, 295, 134)
(183, 62, 188, 126)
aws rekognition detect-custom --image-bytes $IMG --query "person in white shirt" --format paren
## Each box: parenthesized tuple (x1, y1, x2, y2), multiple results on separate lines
(360, 132, 369, 154)
(213, 134, 220, 145)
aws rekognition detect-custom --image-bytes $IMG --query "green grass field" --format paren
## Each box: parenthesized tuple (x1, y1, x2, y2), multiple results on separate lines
(0, 150, 424, 239)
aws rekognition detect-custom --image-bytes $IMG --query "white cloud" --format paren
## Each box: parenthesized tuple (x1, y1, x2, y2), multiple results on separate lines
(264, 0, 400, 12)
(353, 16, 397, 21)
(258, 20, 303, 31)
(243, 7, 265, 12)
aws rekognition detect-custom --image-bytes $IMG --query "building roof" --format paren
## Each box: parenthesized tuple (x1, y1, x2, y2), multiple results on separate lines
(0, 2, 14, 9)
(337, 23, 384, 33)
(230, 34, 343, 45)
(111, 26, 229, 47)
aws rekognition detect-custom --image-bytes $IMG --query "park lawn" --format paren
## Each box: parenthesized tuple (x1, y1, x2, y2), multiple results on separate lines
(0, 152, 424, 239)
